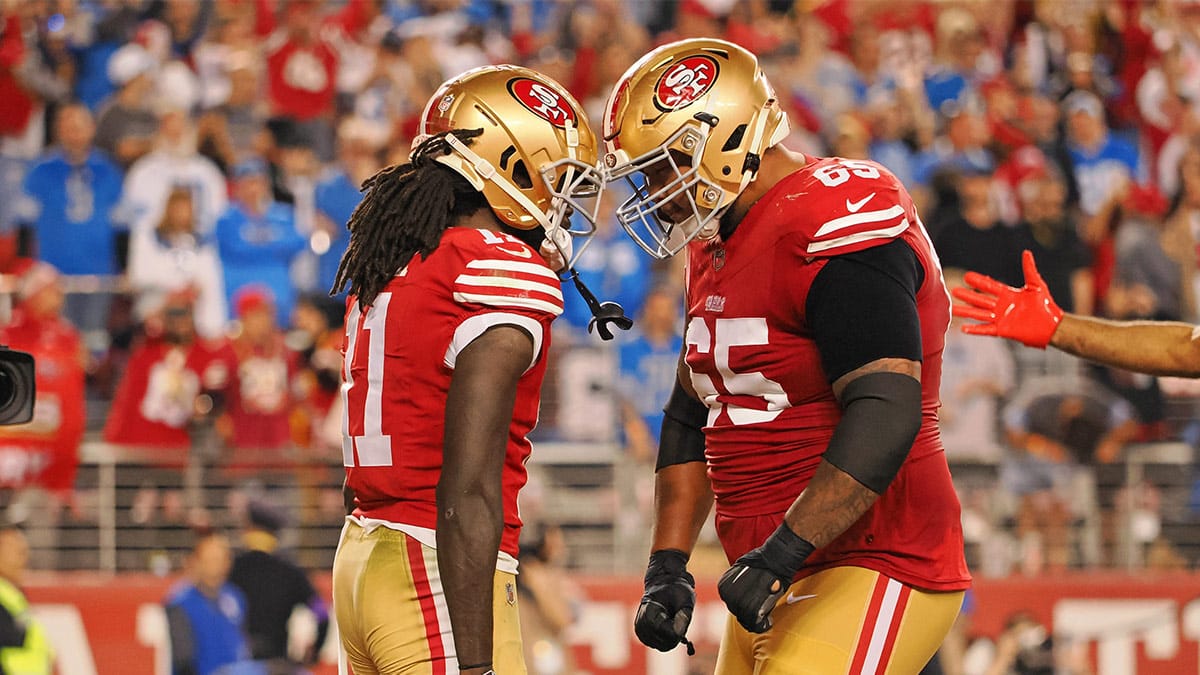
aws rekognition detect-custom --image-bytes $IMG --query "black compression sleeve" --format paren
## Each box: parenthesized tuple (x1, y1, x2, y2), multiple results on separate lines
(806, 240, 925, 383)
(822, 372, 922, 494)
(656, 379, 707, 471)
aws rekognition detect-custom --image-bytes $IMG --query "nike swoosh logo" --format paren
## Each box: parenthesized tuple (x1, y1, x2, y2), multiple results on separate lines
(496, 246, 533, 258)
(845, 192, 877, 213)
(785, 592, 817, 605)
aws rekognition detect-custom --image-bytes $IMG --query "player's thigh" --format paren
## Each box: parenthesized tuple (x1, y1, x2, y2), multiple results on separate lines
(333, 523, 445, 674)
(715, 566, 962, 675)
(333, 522, 527, 675)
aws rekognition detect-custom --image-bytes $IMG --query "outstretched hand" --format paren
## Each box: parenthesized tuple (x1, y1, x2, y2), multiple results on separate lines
(951, 250, 1064, 349)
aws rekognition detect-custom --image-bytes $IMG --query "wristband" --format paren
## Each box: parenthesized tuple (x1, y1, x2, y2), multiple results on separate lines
(760, 523, 816, 580)
(646, 549, 689, 581)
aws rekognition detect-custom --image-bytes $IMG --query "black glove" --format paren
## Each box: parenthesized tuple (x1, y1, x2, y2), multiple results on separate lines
(634, 549, 696, 653)
(717, 523, 815, 633)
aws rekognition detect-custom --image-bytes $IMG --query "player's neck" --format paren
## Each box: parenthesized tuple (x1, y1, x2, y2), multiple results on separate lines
(724, 145, 810, 229)
(460, 209, 503, 232)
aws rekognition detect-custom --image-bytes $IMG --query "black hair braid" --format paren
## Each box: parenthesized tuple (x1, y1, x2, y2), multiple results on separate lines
(330, 128, 489, 309)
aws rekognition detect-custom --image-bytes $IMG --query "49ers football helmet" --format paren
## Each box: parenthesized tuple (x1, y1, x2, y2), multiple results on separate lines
(416, 65, 602, 266)
(602, 39, 789, 259)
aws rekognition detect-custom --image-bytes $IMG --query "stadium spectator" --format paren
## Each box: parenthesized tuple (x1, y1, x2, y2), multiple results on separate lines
(924, 7, 991, 114)
(933, 168, 1024, 287)
(288, 293, 343, 454)
(94, 42, 159, 167)
(0, 524, 52, 673)
(229, 498, 329, 672)
(127, 187, 227, 339)
(1011, 170, 1094, 315)
(263, 0, 339, 159)
(103, 290, 234, 455)
(196, 54, 268, 174)
(939, 269, 1016, 464)
(122, 106, 229, 236)
(220, 288, 295, 453)
(1112, 184, 1185, 321)
(0, 263, 85, 498)
(1166, 144, 1200, 320)
(516, 523, 581, 675)
(313, 117, 378, 296)
(20, 102, 123, 336)
(1063, 90, 1140, 219)
(216, 158, 307, 325)
(165, 530, 259, 675)
(617, 287, 683, 463)
(1001, 376, 1140, 570)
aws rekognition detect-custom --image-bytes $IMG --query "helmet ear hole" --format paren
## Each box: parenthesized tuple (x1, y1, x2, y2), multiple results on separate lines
(511, 159, 534, 190)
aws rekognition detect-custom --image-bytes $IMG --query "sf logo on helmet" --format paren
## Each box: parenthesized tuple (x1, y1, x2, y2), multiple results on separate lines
(654, 55, 720, 111)
(508, 78, 578, 128)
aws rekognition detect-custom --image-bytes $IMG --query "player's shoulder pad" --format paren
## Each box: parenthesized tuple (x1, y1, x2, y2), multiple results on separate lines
(767, 157, 912, 259)
(445, 227, 564, 317)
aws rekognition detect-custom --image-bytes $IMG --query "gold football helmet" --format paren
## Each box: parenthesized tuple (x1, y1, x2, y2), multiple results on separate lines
(602, 38, 789, 258)
(416, 65, 602, 265)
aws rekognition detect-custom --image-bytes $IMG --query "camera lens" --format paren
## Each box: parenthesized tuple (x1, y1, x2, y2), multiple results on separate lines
(0, 367, 13, 411)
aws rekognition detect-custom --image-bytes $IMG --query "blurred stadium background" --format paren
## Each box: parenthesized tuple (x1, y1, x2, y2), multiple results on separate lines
(3, 0, 1200, 672)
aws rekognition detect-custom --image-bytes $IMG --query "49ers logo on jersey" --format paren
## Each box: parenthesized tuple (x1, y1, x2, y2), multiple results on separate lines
(653, 55, 719, 111)
(508, 78, 577, 128)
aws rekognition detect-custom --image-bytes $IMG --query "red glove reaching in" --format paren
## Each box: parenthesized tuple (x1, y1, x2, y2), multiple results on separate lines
(951, 250, 1064, 349)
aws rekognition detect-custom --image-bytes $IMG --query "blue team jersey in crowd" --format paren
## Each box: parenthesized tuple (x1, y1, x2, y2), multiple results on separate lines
(165, 582, 256, 675)
(216, 202, 308, 323)
(313, 170, 358, 296)
(22, 149, 124, 275)
(1068, 133, 1142, 214)
(618, 331, 684, 443)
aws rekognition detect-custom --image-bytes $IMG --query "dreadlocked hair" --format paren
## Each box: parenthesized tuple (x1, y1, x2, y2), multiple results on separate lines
(331, 128, 489, 309)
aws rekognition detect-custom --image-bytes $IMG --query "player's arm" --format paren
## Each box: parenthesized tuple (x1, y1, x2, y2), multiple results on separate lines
(437, 324, 535, 675)
(718, 239, 924, 633)
(953, 250, 1200, 378)
(634, 346, 711, 653)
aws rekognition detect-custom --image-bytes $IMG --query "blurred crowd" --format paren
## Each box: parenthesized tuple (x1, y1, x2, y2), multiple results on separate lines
(0, 0, 1199, 587)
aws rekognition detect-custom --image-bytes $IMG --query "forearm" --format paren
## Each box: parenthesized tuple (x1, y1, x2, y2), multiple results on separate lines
(781, 459, 879, 549)
(650, 461, 713, 556)
(1052, 314, 1200, 377)
(437, 325, 531, 672)
(436, 488, 502, 668)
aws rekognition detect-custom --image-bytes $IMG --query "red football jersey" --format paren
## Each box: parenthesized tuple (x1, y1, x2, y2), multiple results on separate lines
(103, 337, 235, 457)
(685, 157, 970, 591)
(225, 336, 297, 450)
(0, 310, 84, 491)
(342, 227, 561, 558)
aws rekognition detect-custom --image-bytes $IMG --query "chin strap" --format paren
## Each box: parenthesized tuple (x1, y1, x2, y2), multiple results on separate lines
(440, 131, 632, 341)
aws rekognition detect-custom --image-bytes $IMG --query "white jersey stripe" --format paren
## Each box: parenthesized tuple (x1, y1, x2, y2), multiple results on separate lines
(453, 274, 565, 302)
(860, 578, 904, 674)
(806, 221, 908, 254)
(465, 258, 559, 279)
(452, 291, 563, 315)
(420, 544, 458, 668)
(444, 312, 545, 372)
(813, 204, 906, 238)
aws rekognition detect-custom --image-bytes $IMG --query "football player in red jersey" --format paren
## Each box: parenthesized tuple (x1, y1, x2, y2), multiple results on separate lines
(329, 65, 603, 675)
(954, 249, 1200, 377)
(601, 39, 970, 673)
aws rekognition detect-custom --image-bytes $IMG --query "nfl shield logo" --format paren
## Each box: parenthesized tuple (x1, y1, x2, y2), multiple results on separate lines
(712, 248, 726, 270)
(505, 582, 516, 606)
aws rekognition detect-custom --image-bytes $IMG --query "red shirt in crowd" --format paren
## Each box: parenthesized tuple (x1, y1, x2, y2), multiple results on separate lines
(0, 309, 84, 492)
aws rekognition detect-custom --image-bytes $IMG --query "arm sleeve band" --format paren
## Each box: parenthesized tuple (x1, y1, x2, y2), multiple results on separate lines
(656, 379, 708, 471)
(806, 239, 925, 383)
(822, 372, 923, 494)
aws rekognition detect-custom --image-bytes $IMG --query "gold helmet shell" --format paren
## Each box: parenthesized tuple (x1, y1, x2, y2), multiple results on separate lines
(417, 65, 602, 257)
(602, 39, 789, 258)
